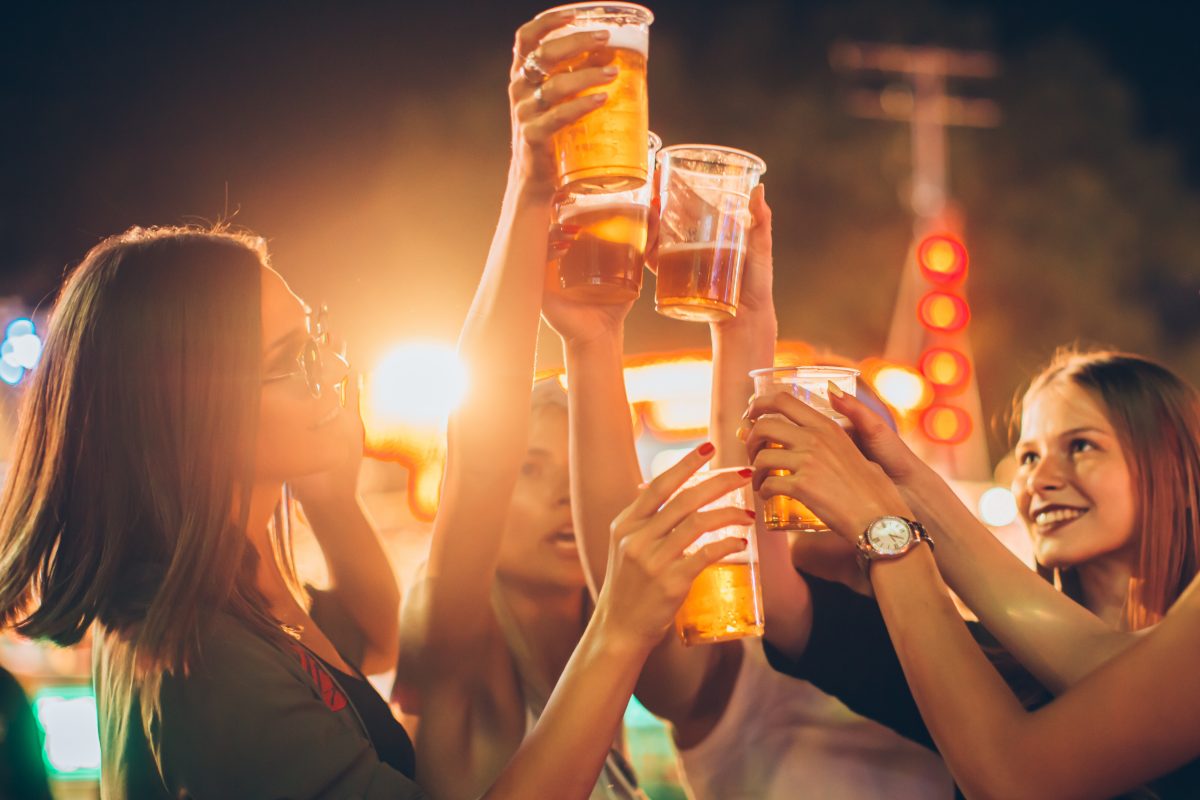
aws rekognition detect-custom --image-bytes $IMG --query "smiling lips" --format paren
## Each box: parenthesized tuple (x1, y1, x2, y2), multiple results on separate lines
(1033, 506, 1088, 529)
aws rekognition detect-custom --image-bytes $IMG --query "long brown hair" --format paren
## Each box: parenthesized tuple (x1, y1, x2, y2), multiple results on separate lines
(1015, 348, 1200, 629)
(0, 226, 286, 672)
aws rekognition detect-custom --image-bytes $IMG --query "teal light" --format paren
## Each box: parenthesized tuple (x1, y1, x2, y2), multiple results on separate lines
(33, 685, 101, 781)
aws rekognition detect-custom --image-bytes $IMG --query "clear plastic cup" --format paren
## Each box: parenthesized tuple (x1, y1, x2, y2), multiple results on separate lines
(654, 145, 766, 322)
(749, 366, 859, 533)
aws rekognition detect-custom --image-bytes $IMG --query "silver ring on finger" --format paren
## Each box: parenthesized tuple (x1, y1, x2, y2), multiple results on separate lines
(521, 52, 551, 86)
(534, 85, 549, 112)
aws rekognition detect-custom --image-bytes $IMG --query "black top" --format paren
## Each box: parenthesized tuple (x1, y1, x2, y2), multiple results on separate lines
(315, 653, 417, 780)
(764, 572, 1200, 800)
(0, 666, 53, 800)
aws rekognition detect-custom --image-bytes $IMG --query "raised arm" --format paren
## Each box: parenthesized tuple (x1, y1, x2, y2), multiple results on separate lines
(414, 12, 615, 664)
(831, 391, 1137, 693)
(484, 446, 753, 798)
(396, 14, 625, 795)
(746, 390, 1200, 798)
(711, 187, 814, 662)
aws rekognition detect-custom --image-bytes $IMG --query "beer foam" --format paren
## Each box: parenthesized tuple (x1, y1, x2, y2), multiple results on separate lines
(558, 199, 647, 220)
(544, 24, 648, 56)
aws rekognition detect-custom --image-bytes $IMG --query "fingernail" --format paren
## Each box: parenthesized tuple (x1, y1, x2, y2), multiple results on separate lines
(590, 92, 608, 103)
(735, 426, 749, 443)
(744, 509, 756, 519)
(739, 537, 749, 547)
(698, 442, 715, 456)
(737, 468, 753, 478)
(558, 223, 582, 234)
(592, 30, 610, 40)
(603, 65, 618, 76)
(828, 381, 845, 398)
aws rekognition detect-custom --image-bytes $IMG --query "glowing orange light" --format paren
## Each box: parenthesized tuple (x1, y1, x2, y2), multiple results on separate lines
(922, 404, 972, 444)
(920, 348, 970, 391)
(917, 291, 970, 333)
(871, 365, 932, 414)
(917, 234, 968, 284)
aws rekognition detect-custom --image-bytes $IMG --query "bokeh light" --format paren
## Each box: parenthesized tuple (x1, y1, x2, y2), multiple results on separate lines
(978, 486, 1019, 527)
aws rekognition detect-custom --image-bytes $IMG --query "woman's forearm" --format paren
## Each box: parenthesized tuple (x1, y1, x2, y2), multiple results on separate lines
(304, 495, 400, 673)
(904, 470, 1137, 693)
(426, 180, 553, 647)
(710, 314, 775, 468)
(564, 329, 642, 593)
(483, 620, 648, 800)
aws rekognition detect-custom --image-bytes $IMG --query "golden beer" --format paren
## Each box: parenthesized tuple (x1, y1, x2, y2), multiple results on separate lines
(655, 242, 745, 322)
(541, 4, 652, 192)
(675, 562, 764, 646)
(653, 145, 765, 322)
(553, 201, 648, 303)
(750, 366, 859, 534)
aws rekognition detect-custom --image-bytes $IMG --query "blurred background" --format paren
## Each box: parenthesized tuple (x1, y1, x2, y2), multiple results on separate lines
(3, 0, 1199, 795)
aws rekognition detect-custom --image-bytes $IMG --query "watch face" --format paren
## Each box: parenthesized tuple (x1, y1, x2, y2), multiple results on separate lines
(868, 517, 913, 555)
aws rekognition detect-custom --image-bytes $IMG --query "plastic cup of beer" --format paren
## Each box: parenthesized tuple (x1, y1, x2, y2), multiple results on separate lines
(551, 132, 661, 303)
(749, 366, 859, 533)
(537, 2, 653, 193)
(672, 467, 764, 646)
(653, 145, 766, 322)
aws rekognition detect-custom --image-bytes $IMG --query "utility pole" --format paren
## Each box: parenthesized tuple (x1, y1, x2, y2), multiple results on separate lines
(831, 42, 999, 482)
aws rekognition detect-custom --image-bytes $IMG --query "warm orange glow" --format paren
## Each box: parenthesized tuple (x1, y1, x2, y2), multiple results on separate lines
(362, 342, 467, 521)
(872, 365, 932, 414)
(917, 233, 968, 284)
(918, 291, 970, 333)
(366, 340, 848, 519)
(920, 347, 970, 391)
(922, 404, 972, 444)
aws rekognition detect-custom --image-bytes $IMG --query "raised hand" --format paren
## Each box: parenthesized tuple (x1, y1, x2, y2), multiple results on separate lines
(510, 12, 618, 198)
(743, 389, 910, 543)
(593, 443, 754, 650)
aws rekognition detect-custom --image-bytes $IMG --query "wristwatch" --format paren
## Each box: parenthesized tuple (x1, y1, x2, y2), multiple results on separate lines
(856, 515, 934, 575)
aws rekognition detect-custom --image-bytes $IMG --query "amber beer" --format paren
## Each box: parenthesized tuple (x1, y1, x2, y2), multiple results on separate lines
(671, 467, 764, 646)
(655, 243, 744, 322)
(653, 145, 766, 322)
(541, 4, 653, 192)
(676, 561, 764, 646)
(554, 201, 648, 303)
(763, 465, 826, 532)
(750, 366, 860, 533)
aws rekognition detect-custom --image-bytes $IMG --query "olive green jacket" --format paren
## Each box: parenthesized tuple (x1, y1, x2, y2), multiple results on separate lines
(94, 592, 427, 800)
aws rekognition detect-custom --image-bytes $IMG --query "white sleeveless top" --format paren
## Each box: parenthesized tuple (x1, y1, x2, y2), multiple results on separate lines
(677, 639, 955, 800)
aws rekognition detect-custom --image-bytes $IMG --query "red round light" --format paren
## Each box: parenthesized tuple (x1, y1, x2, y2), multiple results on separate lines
(922, 404, 973, 444)
(917, 234, 968, 284)
(917, 291, 970, 333)
(920, 348, 971, 392)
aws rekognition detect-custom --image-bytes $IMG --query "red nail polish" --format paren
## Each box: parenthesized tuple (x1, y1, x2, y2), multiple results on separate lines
(744, 509, 757, 519)
(739, 537, 749, 546)
(698, 442, 715, 456)
(558, 223, 582, 234)
(737, 468, 753, 478)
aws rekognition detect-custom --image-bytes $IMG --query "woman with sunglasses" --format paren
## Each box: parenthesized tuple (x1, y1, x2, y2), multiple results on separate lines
(744, 352, 1200, 798)
(0, 10, 744, 799)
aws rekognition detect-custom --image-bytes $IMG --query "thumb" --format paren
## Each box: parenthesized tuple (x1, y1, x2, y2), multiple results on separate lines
(829, 385, 915, 476)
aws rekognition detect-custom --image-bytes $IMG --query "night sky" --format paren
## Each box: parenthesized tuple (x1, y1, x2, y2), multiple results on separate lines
(6, 1, 1199, 390)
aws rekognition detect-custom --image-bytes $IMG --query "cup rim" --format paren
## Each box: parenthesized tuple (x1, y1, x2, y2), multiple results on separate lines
(748, 365, 861, 379)
(536, 2, 654, 24)
(658, 144, 767, 174)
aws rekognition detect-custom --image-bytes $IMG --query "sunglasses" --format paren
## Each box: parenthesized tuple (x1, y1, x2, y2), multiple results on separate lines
(262, 305, 350, 401)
